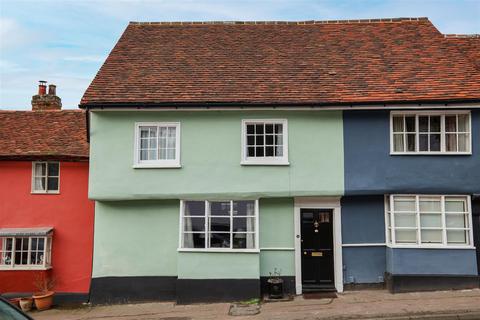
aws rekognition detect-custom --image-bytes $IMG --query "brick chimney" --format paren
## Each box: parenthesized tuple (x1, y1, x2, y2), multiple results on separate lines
(31, 81, 62, 111)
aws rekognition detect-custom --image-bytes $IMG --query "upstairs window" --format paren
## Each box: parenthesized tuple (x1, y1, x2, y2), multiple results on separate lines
(391, 111, 471, 154)
(32, 162, 59, 193)
(386, 195, 473, 248)
(241, 119, 289, 165)
(134, 122, 180, 168)
(0, 228, 53, 270)
(180, 200, 258, 251)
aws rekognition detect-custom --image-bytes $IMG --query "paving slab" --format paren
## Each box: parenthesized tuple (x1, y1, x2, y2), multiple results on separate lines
(28, 289, 480, 320)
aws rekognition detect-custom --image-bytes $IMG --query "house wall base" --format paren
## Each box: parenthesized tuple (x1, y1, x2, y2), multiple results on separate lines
(89, 276, 177, 305)
(1, 292, 89, 306)
(385, 273, 479, 293)
(176, 279, 260, 304)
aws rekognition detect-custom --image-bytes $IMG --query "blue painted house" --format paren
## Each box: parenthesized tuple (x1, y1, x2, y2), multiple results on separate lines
(79, 18, 480, 303)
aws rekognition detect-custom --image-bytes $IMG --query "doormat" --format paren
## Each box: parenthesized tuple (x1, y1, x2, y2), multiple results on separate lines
(303, 292, 337, 299)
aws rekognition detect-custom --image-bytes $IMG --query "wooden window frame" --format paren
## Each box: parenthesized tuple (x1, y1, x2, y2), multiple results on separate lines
(133, 122, 181, 168)
(31, 161, 60, 194)
(390, 111, 472, 155)
(0, 235, 53, 270)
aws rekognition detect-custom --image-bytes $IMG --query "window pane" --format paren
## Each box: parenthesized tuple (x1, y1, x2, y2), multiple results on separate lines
(209, 233, 230, 248)
(419, 116, 428, 132)
(447, 230, 467, 244)
(445, 116, 457, 132)
(421, 230, 442, 243)
(430, 134, 441, 151)
(210, 201, 231, 216)
(247, 136, 254, 146)
(233, 217, 255, 232)
(420, 214, 442, 228)
(34, 177, 46, 191)
(183, 217, 205, 232)
(446, 214, 466, 228)
(246, 124, 254, 134)
(446, 134, 457, 152)
(233, 201, 255, 216)
(48, 163, 59, 176)
(419, 198, 441, 212)
(419, 134, 428, 151)
(430, 116, 441, 132)
(265, 135, 274, 145)
(256, 147, 264, 157)
(393, 134, 404, 152)
(247, 147, 255, 157)
(265, 124, 274, 134)
(394, 213, 416, 228)
(37, 238, 44, 251)
(393, 116, 404, 132)
(47, 177, 59, 191)
(445, 198, 466, 212)
(149, 150, 158, 160)
(274, 124, 283, 134)
(255, 124, 264, 134)
(393, 197, 415, 212)
(275, 146, 283, 157)
(184, 201, 205, 216)
(256, 135, 264, 145)
(166, 149, 175, 160)
(140, 128, 150, 138)
(406, 134, 416, 151)
(35, 163, 46, 176)
(458, 134, 468, 152)
(395, 230, 416, 243)
(233, 233, 255, 249)
(265, 146, 274, 156)
(275, 134, 283, 145)
(140, 138, 149, 149)
(210, 217, 230, 232)
(405, 116, 415, 132)
(159, 127, 167, 139)
(458, 114, 469, 132)
(183, 233, 205, 248)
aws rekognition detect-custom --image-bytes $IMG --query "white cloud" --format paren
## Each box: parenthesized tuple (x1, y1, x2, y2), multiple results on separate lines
(0, 18, 38, 51)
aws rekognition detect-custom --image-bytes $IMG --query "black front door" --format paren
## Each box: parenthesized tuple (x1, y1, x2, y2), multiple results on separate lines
(301, 209, 335, 290)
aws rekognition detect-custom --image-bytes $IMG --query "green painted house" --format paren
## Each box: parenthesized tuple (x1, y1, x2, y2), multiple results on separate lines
(80, 19, 480, 303)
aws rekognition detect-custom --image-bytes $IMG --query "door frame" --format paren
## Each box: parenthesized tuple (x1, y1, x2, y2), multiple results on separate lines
(294, 197, 343, 294)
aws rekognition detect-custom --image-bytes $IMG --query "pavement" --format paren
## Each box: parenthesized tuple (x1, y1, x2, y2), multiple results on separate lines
(29, 288, 480, 320)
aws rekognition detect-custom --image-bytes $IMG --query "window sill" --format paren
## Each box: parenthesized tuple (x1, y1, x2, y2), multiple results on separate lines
(241, 160, 289, 166)
(31, 191, 60, 195)
(133, 163, 182, 169)
(178, 248, 259, 253)
(390, 152, 472, 156)
(386, 244, 475, 250)
(0, 265, 52, 271)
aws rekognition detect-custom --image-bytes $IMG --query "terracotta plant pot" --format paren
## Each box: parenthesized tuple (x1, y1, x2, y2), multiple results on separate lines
(33, 291, 54, 311)
(8, 298, 20, 307)
(19, 298, 33, 312)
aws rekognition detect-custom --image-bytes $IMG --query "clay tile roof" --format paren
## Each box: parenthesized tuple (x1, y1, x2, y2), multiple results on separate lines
(444, 34, 480, 70)
(0, 110, 89, 161)
(80, 18, 480, 107)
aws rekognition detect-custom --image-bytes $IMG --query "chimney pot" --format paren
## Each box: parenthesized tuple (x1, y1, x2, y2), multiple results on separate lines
(48, 84, 56, 96)
(38, 80, 47, 95)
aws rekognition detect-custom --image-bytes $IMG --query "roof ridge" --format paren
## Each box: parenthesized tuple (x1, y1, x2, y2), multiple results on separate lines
(444, 34, 480, 38)
(129, 17, 429, 26)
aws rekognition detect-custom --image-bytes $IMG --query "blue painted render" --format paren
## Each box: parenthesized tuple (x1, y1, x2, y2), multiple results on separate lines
(343, 109, 480, 195)
(343, 246, 386, 283)
(386, 248, 478, 275)
(341, 196, 386, 244)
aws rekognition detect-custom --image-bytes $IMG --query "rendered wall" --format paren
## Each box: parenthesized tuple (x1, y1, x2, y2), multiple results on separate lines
(343, 109, 480, 195)
(89, 110, 344, 201)
(0, 161, 94, 294)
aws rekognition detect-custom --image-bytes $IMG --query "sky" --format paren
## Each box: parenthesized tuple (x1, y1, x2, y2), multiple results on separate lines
(1, 0, 479, 110)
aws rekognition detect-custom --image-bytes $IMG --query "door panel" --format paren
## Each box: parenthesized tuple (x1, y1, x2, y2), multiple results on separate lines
(301, 209, 334, 289)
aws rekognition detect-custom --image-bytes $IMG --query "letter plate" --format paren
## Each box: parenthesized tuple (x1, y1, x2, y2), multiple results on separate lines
(311, 252, 323, 257)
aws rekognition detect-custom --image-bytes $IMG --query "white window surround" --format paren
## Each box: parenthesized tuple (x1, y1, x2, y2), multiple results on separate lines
(390, 110, 472, 155)
(31, 162, 60, 194)
(384, 195, 475, 249)
(178, 200, 259, 253)
(133, 122, 181, 168)
(241, 119, 289, 165)
(0, 236, 53, 270)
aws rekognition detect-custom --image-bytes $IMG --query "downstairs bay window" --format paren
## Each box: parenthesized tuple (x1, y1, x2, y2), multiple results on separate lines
(386, 195, 473, 248)
(0, 228, 53, 270)
(180, 200, 258, 251)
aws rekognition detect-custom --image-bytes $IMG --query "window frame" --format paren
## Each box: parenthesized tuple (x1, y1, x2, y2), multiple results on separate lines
(178, 200, 260, 253)
(390, 110, 472, 155)
(0, 235, 53, 270)
(241, 119, 289, 165)
(133, 122, 181, 168)
(384, 194, 474, 249)
(31, 161, 60, 194)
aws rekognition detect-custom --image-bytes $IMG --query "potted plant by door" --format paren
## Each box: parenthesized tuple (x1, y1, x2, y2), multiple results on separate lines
(32, 272, 55, 311)
(267, 268, 284, 299)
